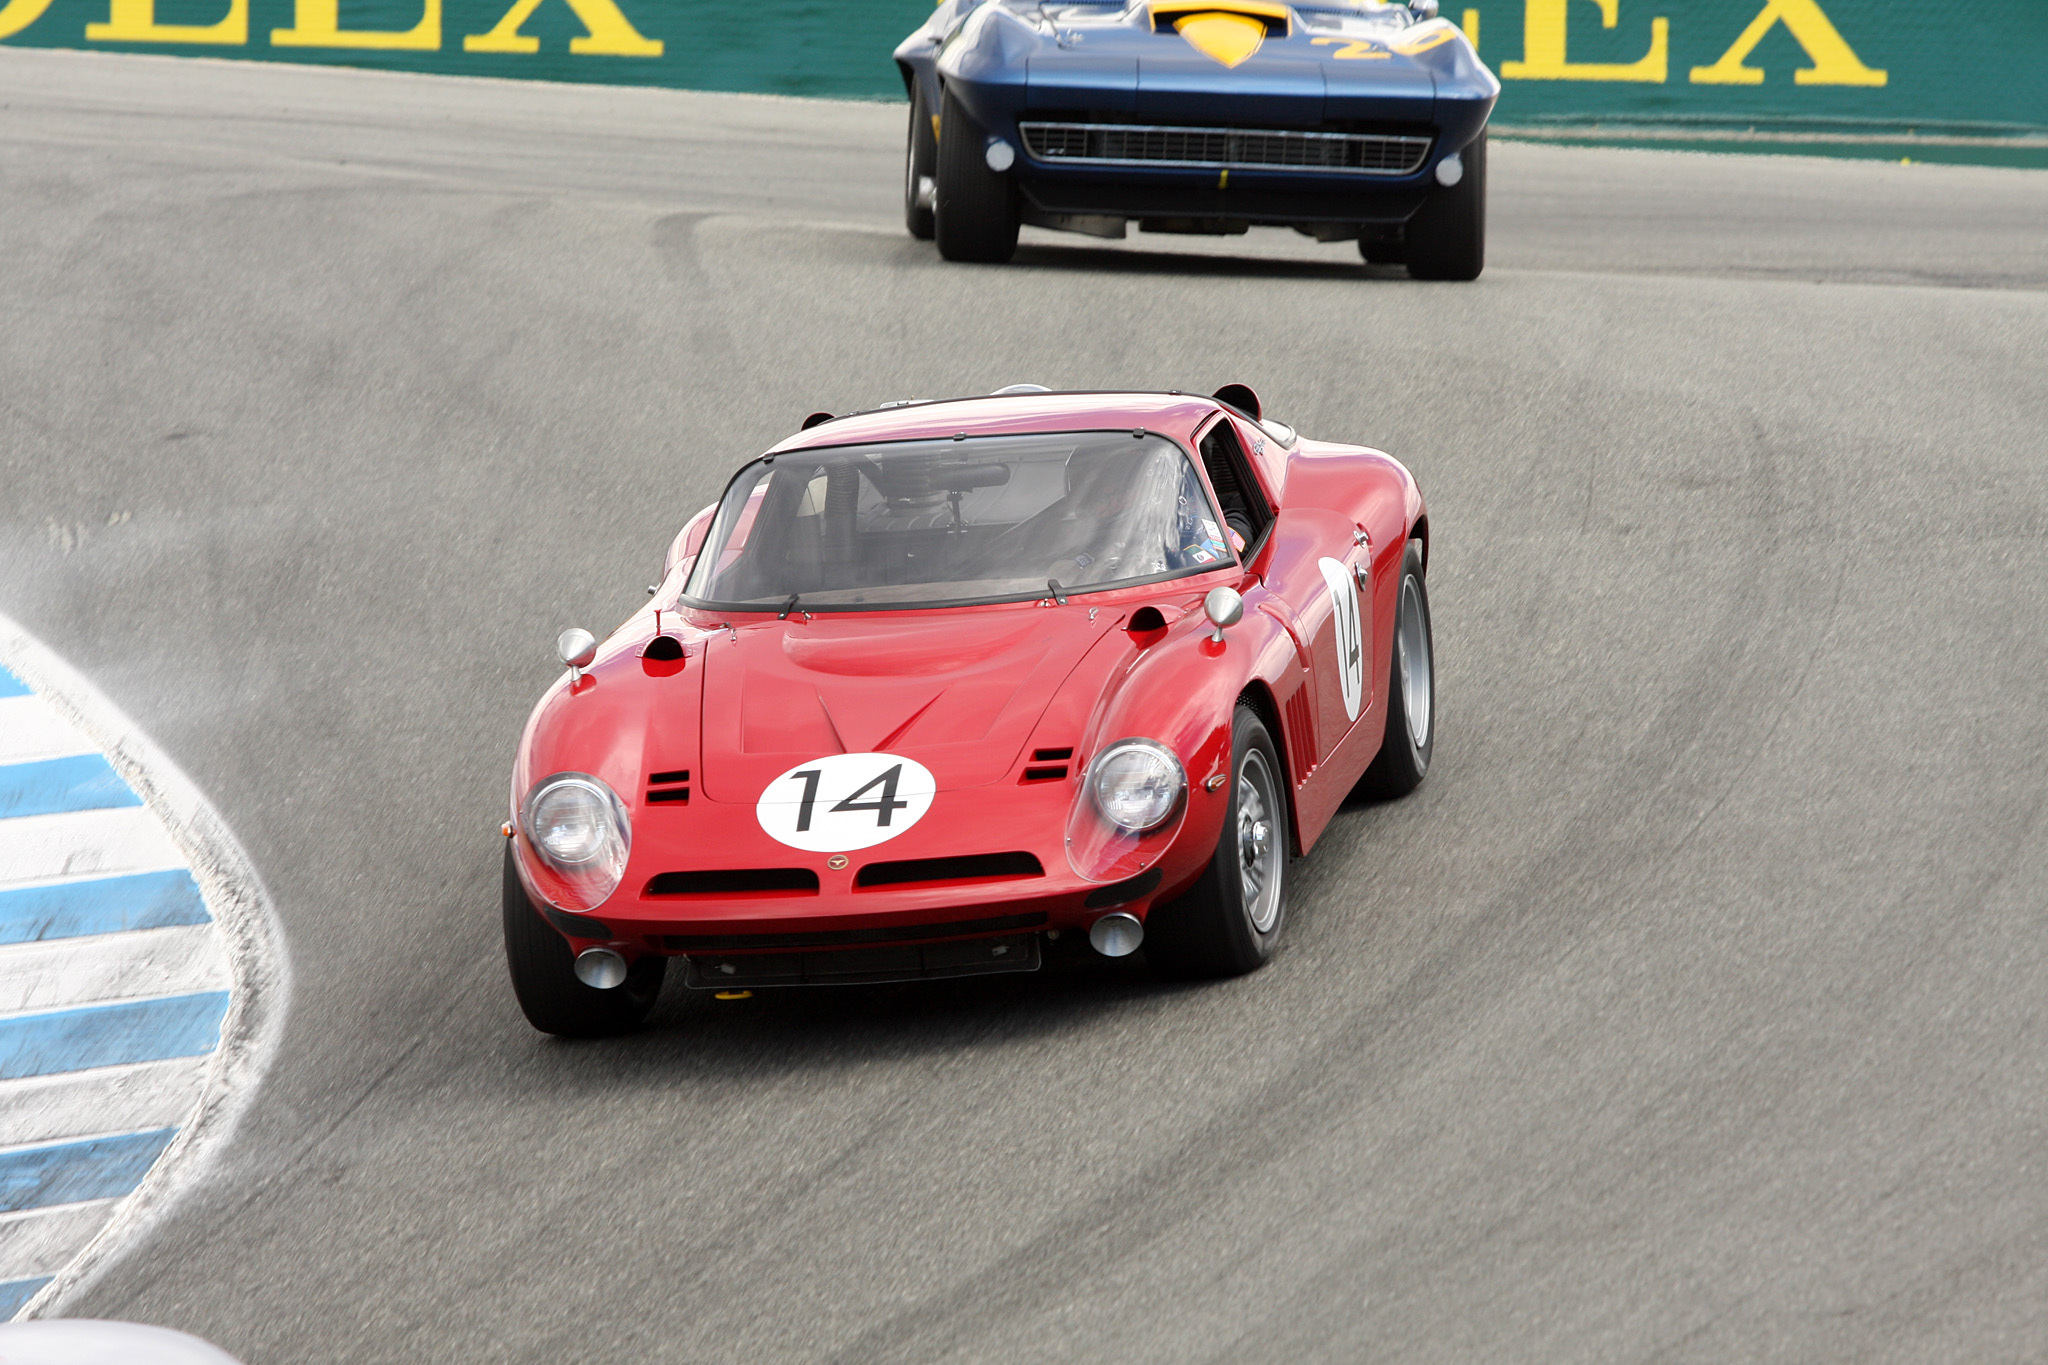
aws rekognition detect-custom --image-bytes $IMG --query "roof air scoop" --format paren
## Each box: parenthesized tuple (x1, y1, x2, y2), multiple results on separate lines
(1213, 383, 1261, 419)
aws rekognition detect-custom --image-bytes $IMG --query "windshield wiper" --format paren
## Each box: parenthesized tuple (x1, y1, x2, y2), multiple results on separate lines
(777, 593, 801, 620)
(1047, 578, 1069, 606)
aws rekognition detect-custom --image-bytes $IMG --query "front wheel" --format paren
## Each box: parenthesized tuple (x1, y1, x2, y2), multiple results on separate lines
(1146, 706, 1288, 980)
(1405, 132, 1485, 281)
(904, 83, 937, 241)
(1354, 538, 1434, 798)
(933, 87, 1019, 264)
(502, 844, 664, 1038)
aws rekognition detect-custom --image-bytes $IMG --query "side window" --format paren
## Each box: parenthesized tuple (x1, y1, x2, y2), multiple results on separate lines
(1197, 418, 1273, 551)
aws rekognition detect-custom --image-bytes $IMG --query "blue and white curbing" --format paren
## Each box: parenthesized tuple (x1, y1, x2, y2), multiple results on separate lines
(0, 613, 287, 1320)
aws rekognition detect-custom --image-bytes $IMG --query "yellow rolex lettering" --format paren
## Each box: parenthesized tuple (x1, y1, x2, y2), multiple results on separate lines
(1689, 0, 1885, 86)
(463, 0, 660, 55)
(1499, 0, 1666, 81)
(87, 0, 246, 43)
(0, 0, 57, 40)
(272, 0, 438, 48)
(1461, 7, 1478, 48)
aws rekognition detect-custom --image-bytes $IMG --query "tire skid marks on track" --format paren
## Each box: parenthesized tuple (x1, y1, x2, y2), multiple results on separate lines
(0, 652, 260, 1322)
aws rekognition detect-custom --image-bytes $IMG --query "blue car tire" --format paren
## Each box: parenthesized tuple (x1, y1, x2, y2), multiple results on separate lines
(1403, 132, 1486, 281)
(934, 87, 1020, 264)
(905, 83, 937, 241)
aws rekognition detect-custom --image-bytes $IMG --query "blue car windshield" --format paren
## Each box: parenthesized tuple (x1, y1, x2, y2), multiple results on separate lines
(1291, 1, 1414, 18)
(684, 431, 1234, 611)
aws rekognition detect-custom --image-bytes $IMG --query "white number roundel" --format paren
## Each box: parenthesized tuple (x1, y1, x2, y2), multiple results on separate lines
(1318, 556, 1365, 723)
(756, 752, 937, 853)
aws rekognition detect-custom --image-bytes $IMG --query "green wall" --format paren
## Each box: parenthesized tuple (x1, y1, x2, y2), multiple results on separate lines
(3, 0, 2042, 163)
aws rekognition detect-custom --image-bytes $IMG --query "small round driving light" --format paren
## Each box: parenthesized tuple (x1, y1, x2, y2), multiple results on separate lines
(530, 780, 612, 865)
(1090, 740, 1186, 833)
(574, 947, 628, 989)
(985, 138, 1016, 172)
(1089, 912, 1144, 958)
(1435, 153, 1464, 188)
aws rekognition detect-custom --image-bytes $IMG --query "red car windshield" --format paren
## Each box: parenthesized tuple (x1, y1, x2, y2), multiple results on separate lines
(683, 431, 1232, 610)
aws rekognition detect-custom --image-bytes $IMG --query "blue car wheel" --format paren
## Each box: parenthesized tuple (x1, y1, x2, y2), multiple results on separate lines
(934, 87, 1020, 264)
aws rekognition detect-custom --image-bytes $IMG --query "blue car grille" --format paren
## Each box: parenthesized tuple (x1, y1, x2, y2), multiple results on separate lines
(1018, 122, 1432, 176)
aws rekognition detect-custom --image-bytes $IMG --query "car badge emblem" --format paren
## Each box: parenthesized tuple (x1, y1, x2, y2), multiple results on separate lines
(827, 854, 849, 870)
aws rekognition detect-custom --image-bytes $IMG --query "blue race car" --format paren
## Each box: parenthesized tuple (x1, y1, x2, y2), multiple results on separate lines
(894, 0, 1499, 279)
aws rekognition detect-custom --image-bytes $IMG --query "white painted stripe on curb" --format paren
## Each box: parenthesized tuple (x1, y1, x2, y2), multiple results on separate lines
(0, 1059, 213, 1149)
(0, 809, 187, 890)
(0, 697, 96, 767)
(0, 927, 230, 1019)
(0, 1202, 120, 1282)
(0, 614, 289, 1321)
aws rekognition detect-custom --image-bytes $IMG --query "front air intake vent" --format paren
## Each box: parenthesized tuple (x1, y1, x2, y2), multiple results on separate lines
(645, 868, 819, 897)
(854, 852, 1045, 889)
(1018, 122, 1432, 176)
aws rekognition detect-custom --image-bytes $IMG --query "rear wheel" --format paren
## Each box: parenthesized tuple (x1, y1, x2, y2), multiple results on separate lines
(934, 87, 1019, 264)
(502, 844, 664, 1038)
(1405, 132, 1486, 281)
(1355, 539, 1434, 798)
(904, 82, 937, 241)
(1146, 706, 1288, 980)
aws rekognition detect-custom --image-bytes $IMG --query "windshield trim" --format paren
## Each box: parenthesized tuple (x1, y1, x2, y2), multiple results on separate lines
(678, 427, 1239, 615)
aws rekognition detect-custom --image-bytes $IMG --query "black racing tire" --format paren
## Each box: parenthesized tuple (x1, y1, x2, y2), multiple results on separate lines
(904, 82, 937, 241)
(502, 844, 664, 1038)
(1355, 539, 1435, 799)
(1405, 131, 1486, 282)
(1146, 706, 1288, 980)
(1358, 228, 1406, 266)
(934, 86, 1019, 264)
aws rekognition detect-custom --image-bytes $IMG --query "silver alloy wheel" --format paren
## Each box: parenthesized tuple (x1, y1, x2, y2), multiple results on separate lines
(1236, 747, 1284, 934)
(1398, 574, 1432, 749)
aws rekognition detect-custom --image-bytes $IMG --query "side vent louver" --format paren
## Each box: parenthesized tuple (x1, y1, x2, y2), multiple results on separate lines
(1021, 747, 1074, 783)
(647, 769, 690, 805)
(1284, 689, 1316, 783)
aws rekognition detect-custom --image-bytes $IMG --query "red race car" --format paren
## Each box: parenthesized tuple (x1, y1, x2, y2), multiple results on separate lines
(502, 386, 1433, 1036)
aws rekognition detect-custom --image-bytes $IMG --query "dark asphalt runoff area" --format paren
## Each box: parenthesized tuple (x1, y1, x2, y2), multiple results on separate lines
(4, 45, 2047, 1364)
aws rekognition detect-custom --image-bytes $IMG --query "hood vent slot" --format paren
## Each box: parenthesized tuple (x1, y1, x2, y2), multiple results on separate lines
(647, 769, 690, 804)
(1023, 747, 1073, 783)
(646, 868, 818, 897)
(855, 852, 1044, 889)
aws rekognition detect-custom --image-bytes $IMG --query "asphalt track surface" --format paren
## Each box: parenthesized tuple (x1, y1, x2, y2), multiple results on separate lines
(5, 47, 2048, 1364)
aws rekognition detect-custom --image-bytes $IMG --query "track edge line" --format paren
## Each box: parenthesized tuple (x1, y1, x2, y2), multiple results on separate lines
(0, 610, 291, 1320)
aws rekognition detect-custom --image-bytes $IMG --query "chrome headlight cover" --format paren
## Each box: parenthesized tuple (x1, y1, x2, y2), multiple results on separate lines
(1088, 739, 1187, 834)
(519, 772, 631, 908)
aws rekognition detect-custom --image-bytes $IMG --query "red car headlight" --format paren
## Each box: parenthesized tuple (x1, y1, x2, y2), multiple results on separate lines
(1089, 740, 1186, 833)
(519, 773, 631, 909)
(1066, 739, 1187, 883)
